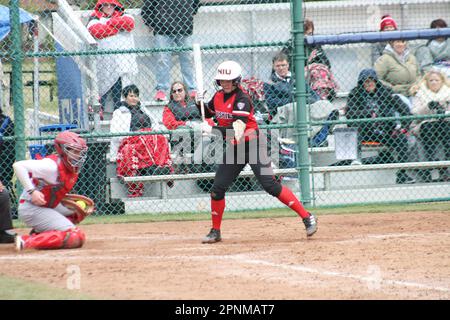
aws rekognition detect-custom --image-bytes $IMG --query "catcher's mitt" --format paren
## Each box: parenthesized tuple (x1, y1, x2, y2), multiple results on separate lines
(61, 194, 95, 224)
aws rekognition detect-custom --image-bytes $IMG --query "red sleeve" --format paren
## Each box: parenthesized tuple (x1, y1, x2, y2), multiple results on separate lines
(107, 15, 135, 32)
(162, 106, 186, 130)
(88, 22, 119, 39)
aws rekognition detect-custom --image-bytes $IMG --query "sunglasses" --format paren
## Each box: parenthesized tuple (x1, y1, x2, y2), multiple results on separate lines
(172, 88, 184, 93)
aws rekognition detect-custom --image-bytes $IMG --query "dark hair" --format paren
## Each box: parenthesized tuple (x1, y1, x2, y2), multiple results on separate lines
(122, 84, 139, 98)
(304, 18, 314, 34)
(169, 81, 189, 103)
(272, 52, 289, 65)
(430, 18, 448, 29)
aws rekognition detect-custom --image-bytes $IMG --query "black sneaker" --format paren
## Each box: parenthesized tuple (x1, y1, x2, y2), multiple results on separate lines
(202, 228, 222, 244)
(0, 230, 16, 244)
(303, 214, 318, 237)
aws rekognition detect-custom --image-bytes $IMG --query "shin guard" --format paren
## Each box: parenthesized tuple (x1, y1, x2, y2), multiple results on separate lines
(23, 227, 86, 250)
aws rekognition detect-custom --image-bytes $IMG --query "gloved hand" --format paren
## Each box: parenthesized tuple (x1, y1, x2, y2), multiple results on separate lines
(195, 90, 207, 104)
(200, 121, 213, 135)
(232, 119, 246, 142)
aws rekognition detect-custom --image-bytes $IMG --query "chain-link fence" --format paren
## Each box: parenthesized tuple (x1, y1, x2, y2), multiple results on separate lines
(1, 0, 449, 217)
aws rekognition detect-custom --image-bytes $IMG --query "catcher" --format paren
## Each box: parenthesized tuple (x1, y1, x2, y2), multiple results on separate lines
(13, 131, 94, 251)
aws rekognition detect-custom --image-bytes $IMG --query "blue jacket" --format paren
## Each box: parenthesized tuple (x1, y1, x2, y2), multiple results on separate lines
(347, 68, 410, 138)
(264, 71, 320, 117)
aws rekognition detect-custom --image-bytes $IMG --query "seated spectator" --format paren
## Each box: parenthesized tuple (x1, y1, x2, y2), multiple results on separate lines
(346, 68, 415, 184)
(415, 19, 450, 76)
(264, 52, 320, 119)
(265, 52, 338, 147)
(87, 0, 137, 120)
(163, 81, 212, 130)
(372, 15, 398, 65)
(410, 70, 450, 182)
(281, 19, 338, 102)
(109, 85, 173, 197)
(163, 81, 215, 170)
(303, 19, 338, 102)
(374, 39, 420, 99)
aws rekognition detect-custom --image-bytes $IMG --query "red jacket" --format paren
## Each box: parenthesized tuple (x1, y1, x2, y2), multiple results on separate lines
(88, 0, 134, 40)
(163, 104, 214, 130)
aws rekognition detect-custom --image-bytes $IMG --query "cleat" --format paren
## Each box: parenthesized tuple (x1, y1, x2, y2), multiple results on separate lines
(303, 213, 318, 237)
(202, 228, 221, 244)
(154, 90, 167, 101)
(14, 235, 25, 252)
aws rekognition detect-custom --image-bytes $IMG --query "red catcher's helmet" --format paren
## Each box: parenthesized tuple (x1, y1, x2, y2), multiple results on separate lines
(54, 131, 88, 173)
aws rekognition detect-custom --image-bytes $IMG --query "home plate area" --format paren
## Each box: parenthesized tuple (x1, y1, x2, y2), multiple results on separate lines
(1, 211, 449, 299)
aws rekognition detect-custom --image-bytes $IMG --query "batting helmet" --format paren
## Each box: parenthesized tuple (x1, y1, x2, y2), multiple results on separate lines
(54, 131, 88, 173)
(214, 60, 242, 86)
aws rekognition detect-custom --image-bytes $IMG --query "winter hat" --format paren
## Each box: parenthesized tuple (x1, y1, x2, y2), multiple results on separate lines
(380, 15, 398, 31)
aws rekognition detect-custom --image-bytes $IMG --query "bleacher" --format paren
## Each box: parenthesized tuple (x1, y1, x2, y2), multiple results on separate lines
(47, 0, 450, 213)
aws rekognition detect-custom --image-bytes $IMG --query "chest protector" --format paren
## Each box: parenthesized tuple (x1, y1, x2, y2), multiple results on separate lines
(32, 154, 79, 208)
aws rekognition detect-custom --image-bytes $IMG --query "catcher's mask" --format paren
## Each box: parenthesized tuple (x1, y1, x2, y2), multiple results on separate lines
(54, 131, 88, 173)
(214, 60, 242, 89)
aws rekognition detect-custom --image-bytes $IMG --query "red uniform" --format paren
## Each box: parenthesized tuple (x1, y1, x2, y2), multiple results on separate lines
(202, 86, 314, 241)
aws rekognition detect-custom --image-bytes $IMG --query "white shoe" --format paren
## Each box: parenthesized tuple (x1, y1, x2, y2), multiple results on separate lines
(14, 235, 24, 252)
(351, 159, 362, 165)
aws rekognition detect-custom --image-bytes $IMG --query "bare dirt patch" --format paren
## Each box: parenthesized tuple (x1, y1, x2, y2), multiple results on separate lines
(1, 211, 449, 299)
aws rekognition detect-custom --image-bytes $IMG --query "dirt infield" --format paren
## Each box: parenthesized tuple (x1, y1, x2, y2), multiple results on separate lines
(1, 211, 450, 300)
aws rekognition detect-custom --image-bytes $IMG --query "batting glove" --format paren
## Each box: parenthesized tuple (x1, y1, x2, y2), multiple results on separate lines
(200, 121, 213, 135)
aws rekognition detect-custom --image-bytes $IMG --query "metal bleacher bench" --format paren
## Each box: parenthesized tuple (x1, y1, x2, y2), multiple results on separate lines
(109, 161, 450, 199)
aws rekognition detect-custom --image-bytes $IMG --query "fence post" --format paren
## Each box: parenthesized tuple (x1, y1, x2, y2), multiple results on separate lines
(10, 0, 26, 196)
(292, 0, 312, 205)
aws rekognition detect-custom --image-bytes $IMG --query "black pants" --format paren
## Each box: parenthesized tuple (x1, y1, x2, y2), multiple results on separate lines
(211, 133, 282, 201)
(0, 189, 13, 231)
(420, 121, 450, 161)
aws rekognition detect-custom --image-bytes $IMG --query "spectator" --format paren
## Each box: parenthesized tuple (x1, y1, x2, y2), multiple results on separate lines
(264, 52, 338, 147)
(87, 0, 137, 119)
(163, 81, 210, 130)
(410, 70, 450, 182)
(0, 179, 15, 244)
(281, 19, 337, 101)
(303, 19, 338, 102)
(109, 85, 173, 197)
(372, 15, 398, 64)
(141, 0, 200, 102)
(0, 107, 15, 193)
(264, 52, 320, 118)
(346, 68, 415, 184)
(415, 19, 450, 76)
(163, 81, 215, 169)
(374, 39, 420, 99)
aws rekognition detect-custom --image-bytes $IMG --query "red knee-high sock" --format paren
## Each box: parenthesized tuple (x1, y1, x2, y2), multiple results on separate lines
(277, 186, 310, 219)
(211, 198, 225, 230)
